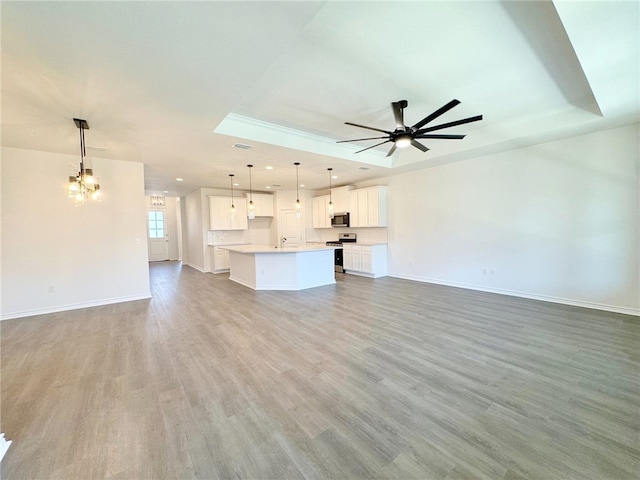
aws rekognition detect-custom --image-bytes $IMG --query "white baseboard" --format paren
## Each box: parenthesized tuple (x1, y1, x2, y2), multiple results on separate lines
(183, 262, 207, 273)
(0, 293, 152, 321)
(0, 433, 12, 462)
(388, 273, 640, 317)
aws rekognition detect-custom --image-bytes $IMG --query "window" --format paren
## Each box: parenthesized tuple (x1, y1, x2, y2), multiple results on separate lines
(148, 211, 165, 239)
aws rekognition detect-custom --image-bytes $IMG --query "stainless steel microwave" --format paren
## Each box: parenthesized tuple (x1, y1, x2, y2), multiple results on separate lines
(331, 212, 350, 228)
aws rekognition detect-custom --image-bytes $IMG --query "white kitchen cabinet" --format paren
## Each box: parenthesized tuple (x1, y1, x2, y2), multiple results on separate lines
(212, 247, 230, 273)
(209, 196, 248, 230)
(342, 243, 387, 278)
(348, 186, 387, 228)
(330, 185, 352, 213)
(351, 247, 363, 272)
(312, 195, 331, 228)
(343, 247, 353, 270)
(357, 189, 369, 227)
(245, 192, 274, 217)
(361, 249, 372, 273)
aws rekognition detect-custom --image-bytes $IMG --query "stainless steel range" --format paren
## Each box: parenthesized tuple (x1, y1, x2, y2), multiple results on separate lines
(326, 233, 357, 273)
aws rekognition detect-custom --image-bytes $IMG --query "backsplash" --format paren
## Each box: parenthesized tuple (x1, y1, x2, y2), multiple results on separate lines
(306, 227, 388, 244)
(208, 230, 248, 246)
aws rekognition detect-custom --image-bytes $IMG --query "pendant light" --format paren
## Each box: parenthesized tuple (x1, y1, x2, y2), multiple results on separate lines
(294, 162, 301, 219)
(327, 168, 335, 219)
(229, 174, 236, 220)
(67, 118, 101, 206)
(247, 164, 255, 220)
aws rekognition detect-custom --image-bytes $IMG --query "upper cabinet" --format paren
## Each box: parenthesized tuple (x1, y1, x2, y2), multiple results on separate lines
(245, 192, 274, 217)
(312, 185, 387, 229)
(330, 186, 352, 213)
(312, 195, 331, 228)
(312, 186, 353, 228)
(209, 196, 248, 230)
(348, 186, 387, 228)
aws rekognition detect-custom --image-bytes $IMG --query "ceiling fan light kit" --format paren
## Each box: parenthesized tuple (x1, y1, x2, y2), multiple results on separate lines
(338, 99, 483, 157)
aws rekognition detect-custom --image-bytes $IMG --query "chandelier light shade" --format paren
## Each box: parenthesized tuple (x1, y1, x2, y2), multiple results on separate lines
(68, 118, 101, 206)
(327, 167, 334, 219)
(150, 195, 165, 206)
(247, 164, 255, 220)
(294, 162, 301, 219)
(229, 174, 236, 219)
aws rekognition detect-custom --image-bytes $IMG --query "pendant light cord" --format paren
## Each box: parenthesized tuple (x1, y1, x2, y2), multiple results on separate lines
(79, 123, 85, 172)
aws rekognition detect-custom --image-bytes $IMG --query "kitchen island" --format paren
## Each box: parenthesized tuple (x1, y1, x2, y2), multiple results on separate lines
(221, 245, 336, 291)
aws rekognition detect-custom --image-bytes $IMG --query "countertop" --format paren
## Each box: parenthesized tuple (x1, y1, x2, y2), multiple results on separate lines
(345, 242, 387, 246)
(221, 244, 336, 254)
(210, 243, 249, 248)
(305, 242, 387, 246)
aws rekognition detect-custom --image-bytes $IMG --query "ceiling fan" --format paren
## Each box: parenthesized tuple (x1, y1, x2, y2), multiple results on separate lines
(338, 99, 483, 157)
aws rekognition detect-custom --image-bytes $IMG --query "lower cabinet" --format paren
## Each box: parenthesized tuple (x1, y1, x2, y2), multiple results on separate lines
(213, 247, 230, 273)
(342, 244, 387, 278)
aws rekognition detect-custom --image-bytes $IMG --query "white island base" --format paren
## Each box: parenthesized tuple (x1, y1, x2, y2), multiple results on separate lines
(224, 245, 336, 291)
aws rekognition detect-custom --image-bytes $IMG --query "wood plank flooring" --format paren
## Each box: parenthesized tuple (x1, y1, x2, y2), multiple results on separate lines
(1, 261, 638, 479)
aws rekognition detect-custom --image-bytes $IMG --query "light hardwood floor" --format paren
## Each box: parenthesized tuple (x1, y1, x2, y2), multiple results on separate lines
(1, 262, 639, 479)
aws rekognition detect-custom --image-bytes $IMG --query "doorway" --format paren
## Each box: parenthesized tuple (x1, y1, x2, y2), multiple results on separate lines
(279, 209, 302, 247)
(147, 210, 169, 261)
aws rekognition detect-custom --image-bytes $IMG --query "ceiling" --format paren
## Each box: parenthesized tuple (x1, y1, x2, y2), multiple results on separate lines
(2, 1, 638, 197)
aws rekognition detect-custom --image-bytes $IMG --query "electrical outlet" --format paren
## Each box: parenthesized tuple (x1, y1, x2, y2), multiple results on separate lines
(48, 285, 55, 293)
(490, 269, 496, 276)
(483, 268, 488, 275)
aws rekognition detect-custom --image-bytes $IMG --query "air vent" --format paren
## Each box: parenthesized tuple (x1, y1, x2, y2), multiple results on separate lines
(86, 145, 107, 152)
(271, 184, 281, 187)
(232, 143, 252, 150)
(359, 166, 369, 170)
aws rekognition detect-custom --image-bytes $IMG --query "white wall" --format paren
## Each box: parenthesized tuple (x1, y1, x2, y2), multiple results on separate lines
(1, 147, 151, 320)
(246, 217, 274, 246)
(274, 189, 313, 244)
(388, 123, 639, 315)
(183, 189, 205, 271)
(166, 197, 180, 261)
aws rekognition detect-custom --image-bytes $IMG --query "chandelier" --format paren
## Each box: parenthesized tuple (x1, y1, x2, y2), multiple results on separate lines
(150, 195, 165, 206)
(68, 118, 101, 205)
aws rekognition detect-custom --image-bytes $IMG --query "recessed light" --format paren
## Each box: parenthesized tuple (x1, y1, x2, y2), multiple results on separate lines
(332, 175, 338, 179)
(232, 143, 252, 150)
(176, 178, 184, 181)
(300, 184, 305, 188)
(233, 183, 240, 186)
(265, 166, 274, 170)
(163, 191, 169, 193)
(265, 186, 272, 189)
